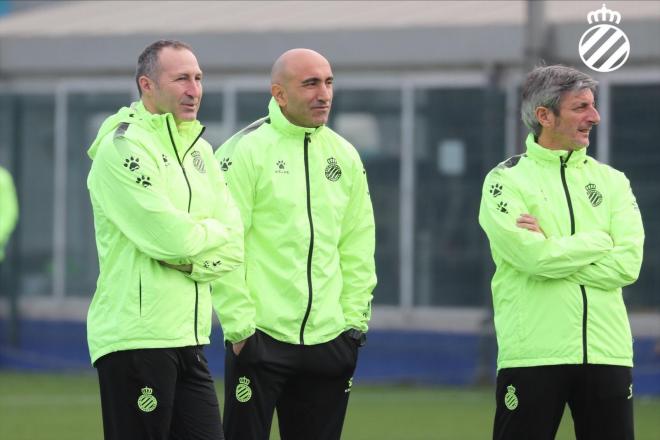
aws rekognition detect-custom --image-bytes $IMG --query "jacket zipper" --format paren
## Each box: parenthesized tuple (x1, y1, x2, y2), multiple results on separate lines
(194, 283, 199, 344)
(166, 118, 205, 345)
(560, 152, 588, 364)
(300, 133, 315, 345)
(166, 119, 205, 212)
(139, 274, 142, 317)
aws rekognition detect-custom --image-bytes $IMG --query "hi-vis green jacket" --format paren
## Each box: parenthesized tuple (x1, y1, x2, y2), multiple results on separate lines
(86, 101, 243, 363)
(479, 134, 644, 370)
(0, 165, 18, 262)
(213, 98, 376, 345)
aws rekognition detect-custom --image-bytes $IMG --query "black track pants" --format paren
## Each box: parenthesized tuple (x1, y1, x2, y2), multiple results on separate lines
(223, 330, 359, 440)
(96, 346, 224, 440)
(493, 364, 634, 440)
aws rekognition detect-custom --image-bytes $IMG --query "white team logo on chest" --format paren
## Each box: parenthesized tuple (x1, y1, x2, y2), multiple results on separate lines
(191, 151, 206, 174)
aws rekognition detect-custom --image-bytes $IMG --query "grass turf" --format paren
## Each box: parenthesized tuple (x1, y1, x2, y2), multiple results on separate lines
(1, 372, 658, 439)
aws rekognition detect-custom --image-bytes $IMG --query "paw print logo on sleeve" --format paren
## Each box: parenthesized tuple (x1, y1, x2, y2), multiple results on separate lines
(219, 158, 232, 172)
(123, 156, 140, 172)
(136, 175, 152, 188)
(490, 183, 503, 198)
(497, 201, 509, 214)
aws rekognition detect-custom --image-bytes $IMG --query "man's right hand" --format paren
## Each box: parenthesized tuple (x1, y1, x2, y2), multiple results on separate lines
(232, 339, 247, 356)
(516, 213, 546, 237)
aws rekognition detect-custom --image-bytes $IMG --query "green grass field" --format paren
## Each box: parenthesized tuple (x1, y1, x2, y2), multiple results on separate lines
(1, 372, 659, 439)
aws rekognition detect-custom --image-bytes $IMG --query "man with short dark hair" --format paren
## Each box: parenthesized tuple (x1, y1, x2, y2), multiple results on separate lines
(214, 48, 376, 440)
(479, 65, 644, 440)
(87, 39, 243, 440)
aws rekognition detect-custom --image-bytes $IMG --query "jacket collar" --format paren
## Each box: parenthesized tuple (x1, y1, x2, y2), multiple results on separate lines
(133, 101, 202, 137)
(525, 133, 587, 168)
(87, 101, 203, 160)
(268, 98, 325, 138)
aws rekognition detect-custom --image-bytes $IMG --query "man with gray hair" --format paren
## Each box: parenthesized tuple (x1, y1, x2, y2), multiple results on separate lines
(479, 65, 644, 439)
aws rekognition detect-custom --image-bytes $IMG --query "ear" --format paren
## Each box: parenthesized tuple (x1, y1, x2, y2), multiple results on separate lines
(535, 106, 555, 128)
(271, 83, 287, 106)
(138, 75, 154, 96)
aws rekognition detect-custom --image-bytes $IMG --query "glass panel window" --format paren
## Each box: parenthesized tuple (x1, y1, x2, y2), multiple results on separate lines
(237, 91, 271, 129)
(65, 92, 131, 296)
(197, 91, 226, 147)
(414, 87, 505, 306)
(610, 84, 660, 309)
(0, 94, 55, 297)
(330, 89, 402, 305)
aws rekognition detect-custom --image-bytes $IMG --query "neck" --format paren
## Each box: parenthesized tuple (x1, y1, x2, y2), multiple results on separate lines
(280, 106, 319, 129)
(536, 133, 584, 152)
(141, 98, 157, 115)
(141, 99, 191, 128)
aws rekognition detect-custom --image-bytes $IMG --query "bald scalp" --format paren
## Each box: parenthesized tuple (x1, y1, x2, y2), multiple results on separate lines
(270, 48, 330, 85)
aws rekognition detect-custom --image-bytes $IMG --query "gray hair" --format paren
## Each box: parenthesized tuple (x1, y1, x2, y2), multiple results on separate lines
(521, 65, 598, 137)
(135, 40, 193, 97)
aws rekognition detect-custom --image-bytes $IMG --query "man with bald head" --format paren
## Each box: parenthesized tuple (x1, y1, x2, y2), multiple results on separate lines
(214, 48, 376, 439)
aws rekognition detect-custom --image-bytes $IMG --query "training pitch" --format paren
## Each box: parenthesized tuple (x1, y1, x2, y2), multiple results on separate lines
(1, 372, 659, 439)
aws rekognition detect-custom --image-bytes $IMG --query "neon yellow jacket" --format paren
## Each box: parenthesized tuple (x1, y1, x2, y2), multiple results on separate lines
(213, 98, 376, 344)
(0, 166, 18, 262)
(86, 101, 243, 363)
(479, 134, 644, 370)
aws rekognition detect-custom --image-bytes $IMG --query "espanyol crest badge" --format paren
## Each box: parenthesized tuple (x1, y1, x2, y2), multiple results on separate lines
(191, 150, 206, 174)
(578, 4, 630, 73)
(324, 157, 342, 181)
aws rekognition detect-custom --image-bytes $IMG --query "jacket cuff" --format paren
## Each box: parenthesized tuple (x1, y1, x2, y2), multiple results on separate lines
(223, 324, 256, 344)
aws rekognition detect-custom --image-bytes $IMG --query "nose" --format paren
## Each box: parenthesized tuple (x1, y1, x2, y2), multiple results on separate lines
(589, 105, 600, 125)
(187, 80, 202, 99)
(318, 83, 332, 102)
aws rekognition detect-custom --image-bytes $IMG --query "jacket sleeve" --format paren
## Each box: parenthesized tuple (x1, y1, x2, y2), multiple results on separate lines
(0, 168, 19, 255)
(211, 142, 256, 343)
(565, 173, 644, 290)
(184, 149, 244, 283)
(478, 167, 613, 278)
(338, 155, 377, 332)
(90, 135, 238, 261)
